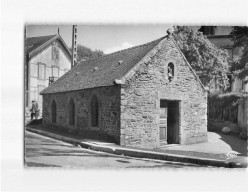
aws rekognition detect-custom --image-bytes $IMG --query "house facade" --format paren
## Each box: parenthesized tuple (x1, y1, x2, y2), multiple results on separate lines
(25, 34, 72, 116)
(41, 33, 208, 149)
(198, 26, 248, 130)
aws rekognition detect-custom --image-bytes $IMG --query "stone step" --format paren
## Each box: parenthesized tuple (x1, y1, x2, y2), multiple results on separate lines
(159, 140, 168, 147)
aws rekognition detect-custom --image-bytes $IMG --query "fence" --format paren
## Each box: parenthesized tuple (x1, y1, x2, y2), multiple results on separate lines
(208, 98, 238, 123)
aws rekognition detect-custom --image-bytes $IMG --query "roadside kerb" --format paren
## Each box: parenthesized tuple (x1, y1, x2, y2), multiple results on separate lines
(25, 127, 246, 168)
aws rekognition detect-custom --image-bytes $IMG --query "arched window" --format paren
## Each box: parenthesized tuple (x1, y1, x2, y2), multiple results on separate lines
(91, 95, 99, 127)
(51, 100, 57, 123)
(69, 98, 75, 125)
(168, 62, 174, 81)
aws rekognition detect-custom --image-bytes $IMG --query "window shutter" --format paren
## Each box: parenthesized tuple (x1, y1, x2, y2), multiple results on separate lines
(52, 46, 59, 60)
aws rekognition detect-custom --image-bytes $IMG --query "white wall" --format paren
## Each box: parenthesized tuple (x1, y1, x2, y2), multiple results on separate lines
(28, 39, 71, 111)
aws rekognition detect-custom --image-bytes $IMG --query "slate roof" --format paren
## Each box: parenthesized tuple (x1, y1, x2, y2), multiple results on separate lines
(25, 34, 71, 59)
(41, 36, 166, 94)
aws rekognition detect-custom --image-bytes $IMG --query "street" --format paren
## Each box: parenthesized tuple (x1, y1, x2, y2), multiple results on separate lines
(25, 131, 205, 168)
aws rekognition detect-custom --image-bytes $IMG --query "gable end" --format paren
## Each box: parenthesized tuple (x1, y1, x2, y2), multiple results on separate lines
(170, 38, 206, 91)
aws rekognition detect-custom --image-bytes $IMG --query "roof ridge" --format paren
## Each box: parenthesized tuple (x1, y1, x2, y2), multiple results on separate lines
(28, 34, 61, 58)
(77, 35, 167, 65)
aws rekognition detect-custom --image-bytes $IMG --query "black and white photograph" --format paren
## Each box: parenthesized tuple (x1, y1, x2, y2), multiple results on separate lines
(1, 0, 248, 192)
(24, 24, 247, 169)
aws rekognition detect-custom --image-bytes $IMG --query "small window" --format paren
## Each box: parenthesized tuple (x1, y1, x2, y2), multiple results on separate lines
(91, 95, 99, 127)
(69, 98, 75, 125)
(38, 63, 46, 79)
(52, 100, 57, 123)
(52, 46, 59, 61)
(168, 62, 174, 81)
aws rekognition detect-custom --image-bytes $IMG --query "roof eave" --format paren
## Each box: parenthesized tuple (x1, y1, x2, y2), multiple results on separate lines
(57, 34, 72, 57)
(28, 34, 58, 59)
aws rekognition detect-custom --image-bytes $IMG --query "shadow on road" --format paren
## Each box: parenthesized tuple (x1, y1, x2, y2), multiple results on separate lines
(218, 132, 247, 156)
(116, 159, 130, 163)
(25, 162, 61, 167)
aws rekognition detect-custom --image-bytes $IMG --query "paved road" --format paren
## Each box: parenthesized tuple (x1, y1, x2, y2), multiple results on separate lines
(163, 132, 247, 157)
(25, 131, 206, 168)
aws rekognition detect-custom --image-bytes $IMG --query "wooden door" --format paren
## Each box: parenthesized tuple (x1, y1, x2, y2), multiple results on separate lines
(167, 101, 179, 144)
(160, 100, 167, 144)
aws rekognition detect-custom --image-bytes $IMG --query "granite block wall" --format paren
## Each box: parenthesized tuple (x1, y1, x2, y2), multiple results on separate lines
(120, 37, 208, 148)
(42, 37, 208, 149)
(42, 86, 121, 143)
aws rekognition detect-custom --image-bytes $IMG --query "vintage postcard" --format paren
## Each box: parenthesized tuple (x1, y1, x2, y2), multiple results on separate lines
(24, 25, 247, 168)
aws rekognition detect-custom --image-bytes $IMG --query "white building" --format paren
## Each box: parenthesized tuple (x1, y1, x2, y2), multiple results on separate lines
(25, 34, 72, 116)
(198, 26, 247, 130)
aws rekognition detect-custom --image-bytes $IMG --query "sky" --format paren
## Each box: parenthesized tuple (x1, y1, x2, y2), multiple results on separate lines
(26, 24, 173, 54)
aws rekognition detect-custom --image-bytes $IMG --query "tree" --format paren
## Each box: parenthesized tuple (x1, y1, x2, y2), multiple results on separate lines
(172, 26, 229, 89)
(71, 44, 104, 61)
(230, 26, 248, 83)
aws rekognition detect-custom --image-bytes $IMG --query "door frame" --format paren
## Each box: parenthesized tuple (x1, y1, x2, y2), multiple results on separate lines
(158, 98, 182, 146)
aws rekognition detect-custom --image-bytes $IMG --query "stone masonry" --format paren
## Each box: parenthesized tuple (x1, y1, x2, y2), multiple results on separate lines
(120, 37, 208, 148)
(42, 35, 208, 149)
(42, 86, 121, 143)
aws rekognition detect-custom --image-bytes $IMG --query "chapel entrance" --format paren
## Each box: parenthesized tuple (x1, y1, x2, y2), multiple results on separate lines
(159, 100, 180, 146)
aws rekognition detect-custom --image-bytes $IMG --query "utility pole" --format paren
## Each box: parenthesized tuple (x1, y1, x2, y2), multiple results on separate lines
(71, 25, 77, 68)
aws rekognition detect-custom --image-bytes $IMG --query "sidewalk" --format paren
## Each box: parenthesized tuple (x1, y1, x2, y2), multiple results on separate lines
(25, 124, 248, 168)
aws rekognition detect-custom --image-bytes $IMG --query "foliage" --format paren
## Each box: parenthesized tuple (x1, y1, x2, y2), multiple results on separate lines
(208, 92, 247, 123)
(172, 26, 229, 89)
(230, 26, 248, 82)
(71, 44, 104, 61)
(209, 91, 248, 107)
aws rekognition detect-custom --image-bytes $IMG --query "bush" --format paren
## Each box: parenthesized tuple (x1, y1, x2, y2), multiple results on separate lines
(239, 128, 248, 140)
(208, 120, 243, 133)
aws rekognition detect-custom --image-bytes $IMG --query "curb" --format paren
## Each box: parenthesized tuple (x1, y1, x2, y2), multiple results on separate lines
(25, 127, 247, 168)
